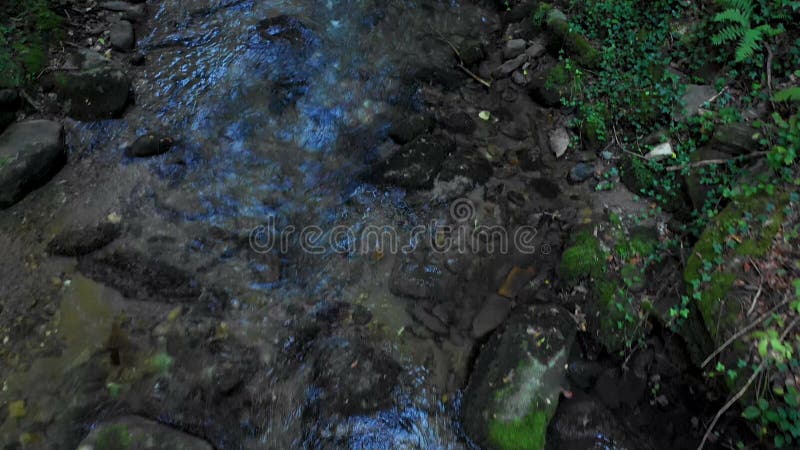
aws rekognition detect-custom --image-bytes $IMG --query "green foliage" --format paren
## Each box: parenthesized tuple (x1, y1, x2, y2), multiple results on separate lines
(556, 0, 682, 138)
(773, 86, 800, 102)
(0, 0, 63, 88)
(711, 0, 792, 62)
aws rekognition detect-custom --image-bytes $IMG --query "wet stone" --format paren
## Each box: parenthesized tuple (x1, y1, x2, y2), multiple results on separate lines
(412, 303, 449, 335)
(503, 39, 527, 59)
(377, 134, 455, 190)
(441, 111, 477, 134)
(388, 114, 433, 144)
(471, 294, 511, 339)
(457, 39, 485, 66)
(311, 338, 401, 415)
(0, 120, 66, 208)
(127, 133, 175, 157)
(568, 162, 595, 183)
(47, 222, 121, 256)
(77, 248, 203, 303)
(110, 20, 135, 51)
(493, 53, 527, 78)
(99, 1, 145, 21)
(50, 50, 131, 120)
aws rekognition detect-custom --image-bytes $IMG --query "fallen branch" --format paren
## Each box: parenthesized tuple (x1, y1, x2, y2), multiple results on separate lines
(666, 151, 770, 172)
(698, 316, 800, 450)
(437, 36, 492, 89)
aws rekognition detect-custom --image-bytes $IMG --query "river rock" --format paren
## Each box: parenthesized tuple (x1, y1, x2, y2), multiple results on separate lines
(549, 127, 570, 158)
(377, 134, 455, 189)
(0, 120, 66, 208)
(528, 64, 568, 107)
(126, 133, 175, 157)
(493, 53, 527, 78)
(412, 303, 449, 335)
(50, 50, 131, 120)
(437, 148, 493, 184)
(440, 111, 476, 134)
(503, 39, 527, 59)
(47, 222, 122, 256)
(77, 247, 204, 304)
(549, 393, 655, 449)
(568, 162, 595, 183)
(99, 1, 146, 21)
(388, 114, 433, 144)
(457, 39, 485, 66)
(311, 338, 401, 415)
(525, 39, 547, 59)
(462, 304, 576, 450)
(471, 294, 511, 339)
(77, 416, 214, 450)
(710, 122, 758, 155)
(110, 20, 135, 51)
(676, 84, 715, 119)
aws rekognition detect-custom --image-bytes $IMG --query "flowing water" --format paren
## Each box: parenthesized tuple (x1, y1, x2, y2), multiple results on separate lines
(1, 0, 515, 448)
(0, 0, 715, 448)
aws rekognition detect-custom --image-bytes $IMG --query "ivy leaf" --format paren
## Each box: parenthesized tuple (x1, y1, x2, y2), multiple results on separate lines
(742, 405, 761, 419)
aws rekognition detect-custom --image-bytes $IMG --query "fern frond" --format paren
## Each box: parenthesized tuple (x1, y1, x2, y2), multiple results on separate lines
(773, 86, 800, 102)
(735, 27, 763, 61)
(713, 8, 750, 26)
(712, 25, 746, 45)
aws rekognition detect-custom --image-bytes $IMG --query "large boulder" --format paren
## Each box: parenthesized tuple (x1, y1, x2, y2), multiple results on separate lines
(0, 120, 65, 208)
(77, 416, 214, 450)
(462, 304, 576, 450)
(50, 50, 131, 120)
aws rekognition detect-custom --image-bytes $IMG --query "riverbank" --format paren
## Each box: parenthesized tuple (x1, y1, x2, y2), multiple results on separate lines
(0, 0, 798, 449)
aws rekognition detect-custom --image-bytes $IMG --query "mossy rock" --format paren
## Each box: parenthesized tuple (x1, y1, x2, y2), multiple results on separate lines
(542, 7, 601, 69)
(78, 416, 214, 450)
(462, 305, 576, 450)
(684, 194, 788, 343)
(558, 229, 605, 283)
(528, 62, 572, 108)
(559, 224, 660, 354)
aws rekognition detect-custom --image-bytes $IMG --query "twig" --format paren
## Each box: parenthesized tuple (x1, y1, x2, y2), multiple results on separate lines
(705, 86, 729, 107)
(702, 295, 791, 368)
(666, 151, 770, 172)
(746, 281, 763, 316)
(437, 36, 492, 89)
(766, 45, 774, 97)
(19, 90, 42, 112)
(697, 317, 800, 450)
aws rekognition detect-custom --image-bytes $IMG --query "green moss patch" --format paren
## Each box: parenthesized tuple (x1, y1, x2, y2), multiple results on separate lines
(488, 409, 548, 450)
(685, 194, 788, 339)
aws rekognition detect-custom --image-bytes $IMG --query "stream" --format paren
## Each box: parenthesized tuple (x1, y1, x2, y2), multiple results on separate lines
(0, 0, 716, 449)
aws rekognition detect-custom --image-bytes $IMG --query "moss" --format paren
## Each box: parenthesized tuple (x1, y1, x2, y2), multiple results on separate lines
(95, 424, 132, 450)
(559, 231, 606, 282)
(488, 409, 548, 450)
(545, 12, 601, 69)
(544, 62, 571, 90)
(0, 0, 62, 87)
(685, 194, 788, 339)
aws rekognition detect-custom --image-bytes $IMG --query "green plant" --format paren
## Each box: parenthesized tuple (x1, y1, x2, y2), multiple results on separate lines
(711, 0, 784, 62)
